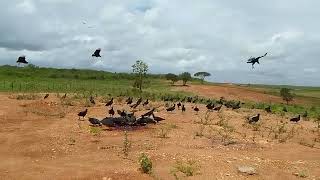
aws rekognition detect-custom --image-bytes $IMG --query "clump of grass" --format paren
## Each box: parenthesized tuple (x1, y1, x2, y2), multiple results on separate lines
(89, 127, 102, 136)
(139, 153, 153, 174)
(68, 138, 76, 145)
(299, 139, 315, 148)
(195, 125, 205, 137)
(156, 124, 177, 138)
(61, 98, 75, 106)
(171, 160, 200, 178)
(294, 170, 308, 178)
(197, 111, 212, 125)
(123, 130, 131, 158)
(157, 126, 170, 138)
(15, 93, 40, 100)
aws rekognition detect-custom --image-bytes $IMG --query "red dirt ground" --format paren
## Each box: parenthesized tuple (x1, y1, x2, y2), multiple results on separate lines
(0, 93, 319, 180)
(174, 84, 305, 104)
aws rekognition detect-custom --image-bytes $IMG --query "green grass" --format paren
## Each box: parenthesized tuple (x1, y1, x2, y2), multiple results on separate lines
(230, 83, 320, 106)
(1, 65, 319, 118)
(0, 65, 193, 100)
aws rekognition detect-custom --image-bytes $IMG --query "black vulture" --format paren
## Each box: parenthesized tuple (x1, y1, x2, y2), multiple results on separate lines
(166, 104, 175, 112)
(88, 118, 102, 126)
(105, 98, 113, 106)
(44, 94, 49, 99)
(92, 48, 101, 57)
(17, 56, 28, 64)
(181, 104, 186, 112)
(141, 108, 155, 117)
(152, 114, 165, 122)
(246, 53, 267, 69)
(143, 99, 149, 106)
(177, 102, 182, 109)
(248, 114, 260, 124)
(213, 105, 222, 112)
(265, 106, 272, 113)
(78, 109, 88, 120)
(290, 115, 301, 123)
(62, 93, 67, 99)
(90, 96, 95, 105)
(193, 106, 199, 114)
(108, 107, 115, 117)
(130, 98, 142, 108)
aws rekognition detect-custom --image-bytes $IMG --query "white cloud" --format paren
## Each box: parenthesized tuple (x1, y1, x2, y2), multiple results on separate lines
(0, 0, 319, 86)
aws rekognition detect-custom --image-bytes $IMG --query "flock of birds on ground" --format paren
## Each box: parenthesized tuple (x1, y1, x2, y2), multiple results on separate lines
(50, 93, 306, 128)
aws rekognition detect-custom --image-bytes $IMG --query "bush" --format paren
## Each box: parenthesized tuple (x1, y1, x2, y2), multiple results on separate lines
(139, 153, 153, 174)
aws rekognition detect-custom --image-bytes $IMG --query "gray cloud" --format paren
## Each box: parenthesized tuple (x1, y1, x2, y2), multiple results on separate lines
(0, 0, 319, 86)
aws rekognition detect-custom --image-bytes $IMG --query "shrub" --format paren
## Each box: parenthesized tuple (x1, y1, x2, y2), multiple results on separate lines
(139, 153, 153, 174)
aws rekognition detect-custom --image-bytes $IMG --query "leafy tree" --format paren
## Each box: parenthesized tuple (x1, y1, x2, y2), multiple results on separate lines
(194, 72, 211, 84)
(132, 60, 148, 91)
(179, 72, 191, 86)
(280, 88, 294, 105)
(165, 73, 179, 85)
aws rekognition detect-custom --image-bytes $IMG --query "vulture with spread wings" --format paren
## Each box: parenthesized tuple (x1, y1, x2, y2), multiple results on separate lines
(92, 48, 101, 57)
(246, 53, 267, 68)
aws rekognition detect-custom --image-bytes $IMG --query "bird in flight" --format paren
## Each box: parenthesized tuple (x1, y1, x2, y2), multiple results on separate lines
(92, 48, 101, 57)
(246, 53, 268, 69)
(16, 56, 28, 65)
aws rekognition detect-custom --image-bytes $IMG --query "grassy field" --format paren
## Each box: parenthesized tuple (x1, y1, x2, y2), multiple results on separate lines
(1, 65, 319, 118)
(0, 65, 194, 100)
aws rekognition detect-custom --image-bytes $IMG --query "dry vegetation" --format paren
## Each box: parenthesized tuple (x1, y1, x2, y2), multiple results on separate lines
(0, 92, 320, 180)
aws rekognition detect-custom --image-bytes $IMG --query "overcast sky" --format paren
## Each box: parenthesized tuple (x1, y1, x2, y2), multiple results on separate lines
(0, 0, 319, 86)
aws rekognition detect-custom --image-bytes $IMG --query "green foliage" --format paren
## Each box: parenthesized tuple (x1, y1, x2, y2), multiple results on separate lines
(280, 88, 294, 104)
(89, 127, 102, 136)
(132, 60, 149, 91)
(194, 72, 211, 84)
(165, 73, 179, 85)
(171, 160, 200, 177)
(179, 72, 191, 86)
(139, 153, 153, 174)
(123, 130, 131, 158)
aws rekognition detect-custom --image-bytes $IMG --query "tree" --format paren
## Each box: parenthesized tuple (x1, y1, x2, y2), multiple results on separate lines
(280, 88, 294, 105)
(132, 60, 148, 91)
(194, 72, 211, 84)
(179, 72, 191, 86)
(165, 73, 179, 85)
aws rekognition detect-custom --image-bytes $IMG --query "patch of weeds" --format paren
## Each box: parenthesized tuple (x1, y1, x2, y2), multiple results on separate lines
(15, 94, 40, 100)
(167, 123, 178, 129)
(294, 170, 308, 178)
(195, 125, 205, 137)
(123, 130, 131, 158)
(199, 111, 212, 125)
(68, 138, 76, 145)
(299, 139, 315, 148)
(61, 99, 75, 106)
(89, 127, 102, 136)
(267, 121, 289, 142)
(218, 127, 236, 146)
(156, 123, 177, 138)
(171, 160, 200, 178)
(157, 126, 169, 138)
(139, 153, 153, 174)
(84, 99, 94, 107)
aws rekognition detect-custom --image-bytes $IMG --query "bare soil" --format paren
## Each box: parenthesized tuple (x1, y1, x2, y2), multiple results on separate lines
(0, 93, 319, 180)
(174, 84, 305, 104)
